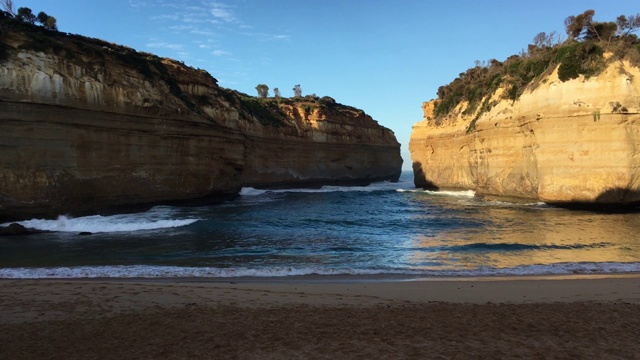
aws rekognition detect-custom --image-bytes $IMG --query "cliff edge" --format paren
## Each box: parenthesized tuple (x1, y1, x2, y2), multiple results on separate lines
(0, 15, 402, 221)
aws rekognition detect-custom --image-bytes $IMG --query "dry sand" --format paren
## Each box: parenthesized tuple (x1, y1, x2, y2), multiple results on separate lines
(1, 275, 640, 359)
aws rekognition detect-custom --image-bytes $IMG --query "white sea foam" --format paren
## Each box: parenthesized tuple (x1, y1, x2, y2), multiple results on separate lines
(1, 262, 639, 279)
(396, 188, 476, 198)
(425, 189, 476, 198)
(480, 200, 548, 207)
(240, 179, 415, 196)
(3, 213, 199, 233)
(239, 187, 269, 196)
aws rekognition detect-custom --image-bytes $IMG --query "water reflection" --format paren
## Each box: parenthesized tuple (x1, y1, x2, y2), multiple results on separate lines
(409, 195, 640, 270)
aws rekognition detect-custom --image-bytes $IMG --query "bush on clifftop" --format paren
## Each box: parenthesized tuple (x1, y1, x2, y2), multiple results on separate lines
(432, 10, 640, 121)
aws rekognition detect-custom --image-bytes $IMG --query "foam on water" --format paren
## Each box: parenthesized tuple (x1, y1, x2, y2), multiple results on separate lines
(2, 172, 639, 280)
(240, 179, 414, 196)
(239, 187, 269, 196)
(1, 262, 638, 279)
(425, 189, 476, 197)
(398, 188, 476, 198)
(3, 213, 199, 233)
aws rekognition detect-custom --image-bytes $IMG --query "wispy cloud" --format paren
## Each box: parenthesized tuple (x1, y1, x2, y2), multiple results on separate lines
(129, 0, 148, 8)
(150, 14, 179, 21)
(190, 29, 216, 37)
(168, 25, 194, 31)
(132, 0, 291, 86)
(212, 50, 231, 56)
(269, 34, 290, 41)
(240, 31, 291, 42)
(146, 42, 184, 50)
(209, 2, 236, 23)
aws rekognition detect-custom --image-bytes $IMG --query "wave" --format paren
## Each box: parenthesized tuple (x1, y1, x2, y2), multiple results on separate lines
(239, 187, 269, 196)
(397, 188, 476, 198)
(1, 262, 639, 279)
(240, 179, 415, 196)
(3, 213, 199, 233)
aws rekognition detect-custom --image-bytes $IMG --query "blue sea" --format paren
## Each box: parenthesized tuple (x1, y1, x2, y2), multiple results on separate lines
(1, 172, 640, 279)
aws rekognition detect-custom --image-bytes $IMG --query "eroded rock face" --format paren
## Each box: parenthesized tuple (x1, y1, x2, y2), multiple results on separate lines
(0, 25, 401, 221)
(410, 61, 640, 208)
(242, 103, 402, 187)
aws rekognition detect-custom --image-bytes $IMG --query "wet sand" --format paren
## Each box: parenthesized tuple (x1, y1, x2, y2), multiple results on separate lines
(1, 275, 640, 359)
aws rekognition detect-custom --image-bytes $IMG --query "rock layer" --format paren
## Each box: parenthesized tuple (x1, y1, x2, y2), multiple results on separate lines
(0, 22, 401, 221)
(410, 61, 640, 208)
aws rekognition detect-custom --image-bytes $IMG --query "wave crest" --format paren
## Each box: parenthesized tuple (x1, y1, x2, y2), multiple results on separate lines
(6, 214, 198, 233)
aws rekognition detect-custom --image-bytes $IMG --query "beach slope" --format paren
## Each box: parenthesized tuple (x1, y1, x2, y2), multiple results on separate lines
(1, 276, 639, 359)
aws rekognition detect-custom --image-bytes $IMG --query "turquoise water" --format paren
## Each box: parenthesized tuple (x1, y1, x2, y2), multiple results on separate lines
(1, 172, 640, 278)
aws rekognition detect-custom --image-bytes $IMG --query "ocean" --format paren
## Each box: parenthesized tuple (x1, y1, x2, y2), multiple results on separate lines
(1, 171, 640, 279)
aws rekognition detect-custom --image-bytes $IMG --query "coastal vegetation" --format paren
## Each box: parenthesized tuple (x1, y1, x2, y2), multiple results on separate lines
(0, 5, 374, 130)
(222, 86, 366, 127)
(432, 10, 640, 122)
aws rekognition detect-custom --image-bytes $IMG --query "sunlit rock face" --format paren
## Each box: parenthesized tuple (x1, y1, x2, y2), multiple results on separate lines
(410, 61, 640, 209)
(0, 25, 401, 221)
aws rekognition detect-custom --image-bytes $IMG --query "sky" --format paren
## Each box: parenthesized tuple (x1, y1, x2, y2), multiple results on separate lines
(14, 0, 640, 169)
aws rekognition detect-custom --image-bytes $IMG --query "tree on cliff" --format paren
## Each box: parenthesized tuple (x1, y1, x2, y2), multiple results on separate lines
(292, 84, 302, 98)
(564, 9, 595, 41)
(36, 11, 57, 30)
(432, 10, 640, 122)
(532, 31, 558, 48)
(0, 0, 14, 16)
(617, 14, 640, 36)
(16, 7, 35, 24)
(273, 87, 281, 99)
(255, 84, 269, 98)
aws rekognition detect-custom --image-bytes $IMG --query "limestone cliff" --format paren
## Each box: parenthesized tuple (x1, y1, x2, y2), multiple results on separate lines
(410, 60, 640, 208)
(0, 19, 401, 221)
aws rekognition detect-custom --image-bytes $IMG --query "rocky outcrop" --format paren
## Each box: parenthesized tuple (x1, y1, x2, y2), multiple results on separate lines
(241, 101, 401, 188)
(410, 60, 640, 209)
(0, 20, 401, 221)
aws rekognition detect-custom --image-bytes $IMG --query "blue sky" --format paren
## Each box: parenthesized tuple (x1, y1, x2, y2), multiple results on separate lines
(16, 1, 640, 169)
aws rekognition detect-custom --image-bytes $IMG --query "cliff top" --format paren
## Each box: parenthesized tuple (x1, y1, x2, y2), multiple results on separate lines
(0, 10, 389, 134)
(428, 10, 640, 126)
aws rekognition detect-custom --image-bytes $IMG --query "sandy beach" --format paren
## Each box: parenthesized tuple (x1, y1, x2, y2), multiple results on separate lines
(1, 275, 640, 359)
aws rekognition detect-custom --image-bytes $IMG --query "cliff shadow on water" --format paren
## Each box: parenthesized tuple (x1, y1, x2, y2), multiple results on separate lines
(548, 188, 640, 213)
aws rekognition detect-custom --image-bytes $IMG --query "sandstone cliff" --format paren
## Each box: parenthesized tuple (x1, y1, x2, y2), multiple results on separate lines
(0, 18, 402, 221)
(410, 60, 640, 209)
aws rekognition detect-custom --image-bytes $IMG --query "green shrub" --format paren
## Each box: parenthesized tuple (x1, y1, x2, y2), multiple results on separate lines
(430, 10, 639, 125)
(556, 42, 604, 81)
(319, 96, 336, 106)
(239, 97, 285, 127)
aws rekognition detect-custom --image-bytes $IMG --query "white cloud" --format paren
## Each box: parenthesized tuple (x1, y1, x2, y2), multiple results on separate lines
(146, 42, 184, 50)
(212, 50, 231, 56)
(241, 31, 291, 42)
(270, 34, 290, 41)
(190, 29, 216, 37)
(150, 14, 179, 21)
(168, 25, 194, 31)
(209, 3, 236, 23)
(129, 0, 148, 8)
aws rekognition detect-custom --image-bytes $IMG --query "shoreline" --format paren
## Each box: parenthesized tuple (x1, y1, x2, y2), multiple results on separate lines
(2, 275, 639, 358)
(2, 273, 639, 314)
